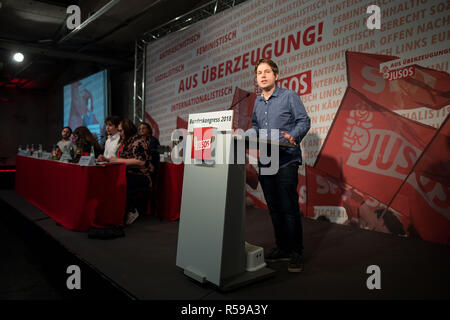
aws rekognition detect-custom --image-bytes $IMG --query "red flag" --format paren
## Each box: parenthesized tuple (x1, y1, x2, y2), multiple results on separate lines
(246, 164, 259, 190)
(244, 166, 307, 212)
(314, 87, 436, 205)
(346, 51, 450, 110)
(306, 165, 409, 235)
(305, 165, 349, 223)
(229, 87, 257, 131)
(390, 115, 450, 244)
(145, 112, 160, 140)
(246, 189, 267, 210)
(229, 87, 260, 191)
(176, 116, 188, 130)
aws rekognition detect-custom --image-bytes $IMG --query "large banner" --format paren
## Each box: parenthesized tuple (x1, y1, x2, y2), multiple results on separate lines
(314, 86, 437, 206)
(145, 0, 450, 244)
(64, 70, 109, 143)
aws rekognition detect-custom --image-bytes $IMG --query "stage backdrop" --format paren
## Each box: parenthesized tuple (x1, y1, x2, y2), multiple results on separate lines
(145, 0, 450, 244)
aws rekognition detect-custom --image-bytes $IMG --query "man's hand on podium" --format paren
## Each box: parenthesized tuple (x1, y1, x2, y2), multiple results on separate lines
(281, 131, 296, 146)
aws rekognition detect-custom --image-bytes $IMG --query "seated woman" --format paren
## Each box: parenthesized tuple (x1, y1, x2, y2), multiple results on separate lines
(139, 122, 160, 181)
(106, 119, 153, 225)
(72, 126, 103, 157)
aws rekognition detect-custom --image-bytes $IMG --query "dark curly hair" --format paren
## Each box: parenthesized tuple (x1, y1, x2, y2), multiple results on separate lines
(120, 119, 138, 143)
(73, 126, 101, 150)
(63, 126, 72, 135)
(139, 122, 153, 136)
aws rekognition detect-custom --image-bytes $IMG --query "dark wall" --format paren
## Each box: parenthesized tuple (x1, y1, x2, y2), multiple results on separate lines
(110, 69, 134, 121)
(0, 61, 133, 167)
(0, 89, 50, 166)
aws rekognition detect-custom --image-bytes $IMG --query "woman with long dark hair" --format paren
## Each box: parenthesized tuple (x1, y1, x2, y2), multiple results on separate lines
(139, 122, 160, 181)
(106, 119, 153, 225)
(72, 126, 103, 157)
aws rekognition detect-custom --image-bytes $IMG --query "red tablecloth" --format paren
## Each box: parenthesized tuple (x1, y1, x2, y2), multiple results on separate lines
(154, 162, 184, 221)
(15, 155, 127, 231)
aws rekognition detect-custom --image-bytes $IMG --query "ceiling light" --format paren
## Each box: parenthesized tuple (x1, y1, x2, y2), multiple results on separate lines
(13, 52, 24, 63)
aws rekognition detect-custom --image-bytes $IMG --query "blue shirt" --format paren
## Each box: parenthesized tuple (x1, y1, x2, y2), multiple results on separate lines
(250, 86, 310, 168)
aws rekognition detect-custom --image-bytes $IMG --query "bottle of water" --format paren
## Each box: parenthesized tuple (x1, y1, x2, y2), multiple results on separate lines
(90, 145, 95, 157)
(51, 145, 56, 160)
(38, 144, 43, 158)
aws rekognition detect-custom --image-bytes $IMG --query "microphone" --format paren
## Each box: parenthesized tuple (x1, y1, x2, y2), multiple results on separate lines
(229, 92, 251, 109)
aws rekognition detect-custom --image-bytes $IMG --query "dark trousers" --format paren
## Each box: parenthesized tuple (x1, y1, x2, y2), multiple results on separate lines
(126, 172, 150, 214)
(258, 164, 303, 255)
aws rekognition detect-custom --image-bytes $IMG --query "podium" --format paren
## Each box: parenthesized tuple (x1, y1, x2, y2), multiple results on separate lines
(175, 110, 275, 291)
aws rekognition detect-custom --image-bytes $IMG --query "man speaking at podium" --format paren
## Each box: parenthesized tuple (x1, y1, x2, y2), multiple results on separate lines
(251, 59, 310, 273)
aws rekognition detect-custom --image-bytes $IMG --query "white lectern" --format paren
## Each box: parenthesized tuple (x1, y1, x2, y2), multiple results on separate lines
(176, 110, 274, 291)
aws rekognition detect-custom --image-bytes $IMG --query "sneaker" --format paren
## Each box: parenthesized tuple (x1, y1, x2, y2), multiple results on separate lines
(265, 248, 291, 262)
(287, 252, 304, 273)
(126, 209, 139, 225)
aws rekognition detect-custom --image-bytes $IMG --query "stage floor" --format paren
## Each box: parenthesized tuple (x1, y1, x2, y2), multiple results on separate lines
(1, 189, 449, 300)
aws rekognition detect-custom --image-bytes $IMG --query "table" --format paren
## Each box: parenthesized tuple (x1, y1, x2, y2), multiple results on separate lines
(15, 155, 127, 231)
(153, 162, 184, 221)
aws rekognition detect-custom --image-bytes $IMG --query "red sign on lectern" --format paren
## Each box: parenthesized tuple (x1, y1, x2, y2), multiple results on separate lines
(192, 127, 216, 160)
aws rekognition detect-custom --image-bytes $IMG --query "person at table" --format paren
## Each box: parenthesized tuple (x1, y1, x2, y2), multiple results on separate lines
(107, 119, 154, 225)
(249, 58, 310, 273)
(97, 115, 122, 162)
(72, 126, 103, 157)
(57, 126, 75, 153)
(139, 122, 160, 181)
